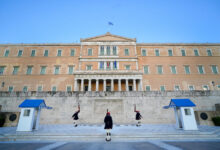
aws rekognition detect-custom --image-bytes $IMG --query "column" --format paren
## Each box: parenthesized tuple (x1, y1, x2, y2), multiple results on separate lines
(103, 79, 106, 91)
(74, 79, 78, 91)
(126, 79, 129, 91)
(111, 79, 114, 91)
(133, 79, 136, 91)
(88, 79, 91, 91)
(118, 79, 121, 91)
(110, 62, 113, 70)
(96, 79, 99, 91)
(81, 79, 84, 91)
(104, 62, 106, 70)
(139, 79, 143, 91)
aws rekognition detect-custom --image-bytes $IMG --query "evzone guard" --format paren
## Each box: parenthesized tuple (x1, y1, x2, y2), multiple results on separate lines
(104, 109, 113, 141)
(134, 104, 142, 126)
(72, 103, 80, 127)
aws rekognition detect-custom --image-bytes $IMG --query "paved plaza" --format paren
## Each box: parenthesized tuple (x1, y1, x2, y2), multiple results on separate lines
(0, 124, 220, 141)
(0, 124, 220, 149)
(1, 141, 220, 150)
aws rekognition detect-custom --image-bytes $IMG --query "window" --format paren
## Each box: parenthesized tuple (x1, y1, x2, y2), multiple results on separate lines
(207, 49, 212, 56)
(70, 49, 75, 56)
(23, 86, 28, 92)
(146, 86, 151, 91)
(144, 66, 149, 74)
(188, 85, 194, 91)
(26, 66, 33, 75)
(23, 109, 30, 117)
(160, 86, 165, 91)
(170, 66, 177, 74)
(1, 82, 4, 87)
(40, 66, 46, 75)
(113, 61, 117, 70)
(174, 85, 180, 91)
(52, 86, 57, 92)
(18, 50, 23, 57)
(54, 66, 60, 75)
(88, 48, 92, 56)
(68, 66, 74, 74)
(184, 66, 190, 74)
(100, 46, 104, 55)
(113, 46, 117, 55)
(12, 66, 19, 75)
(0, 66, 5, 75)
(99, 61, 104, 70)
(8, 86, 13, 92)
(106, 62, 111, 70)
(31, 50, 36, 57)
(44, 50, 49, 57)
(184, 108, 191, 115)
(155, 49, 160, 56)
(203, 85, 209, 91)
(107, 46, 111, 55)
(124, 49, 129, 56)
(157, 65, 163, 74)
(198, 65, 204, 74)
(37, 85, 43, 92)
(168, 49, 173, 56)
(181, 49, 186, 56)
(211, 65, 218, 74)
(66, 86, 72, 92)
(194, 49, 199, 56)
(57, 50, 62, 56)
(142, 49, 146, 56)
(125, 65, 130, 70)
(86, 65, 92, 70)
(4, 50, 9, 57)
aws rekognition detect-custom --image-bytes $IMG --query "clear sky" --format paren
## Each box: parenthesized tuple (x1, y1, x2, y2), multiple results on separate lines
(0, 0, 220, 43)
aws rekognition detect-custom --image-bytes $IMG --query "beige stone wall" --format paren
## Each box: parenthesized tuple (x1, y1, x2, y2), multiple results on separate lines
(0, 91, 219, 125)
(137, 45, 220, 91)
(0, 42, 220, 92)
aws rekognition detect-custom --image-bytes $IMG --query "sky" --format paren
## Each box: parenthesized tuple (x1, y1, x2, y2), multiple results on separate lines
(0, 0, 220, 43)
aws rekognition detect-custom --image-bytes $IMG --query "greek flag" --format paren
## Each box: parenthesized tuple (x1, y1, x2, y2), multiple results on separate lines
(114, 61, 117, 68)
(100, 61, 104, 68)
(108, 22, 114, 26)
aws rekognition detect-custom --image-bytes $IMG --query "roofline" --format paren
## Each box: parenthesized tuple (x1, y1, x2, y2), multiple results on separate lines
(80, 32, 136, 42)
(137, 43, 220, 46)
(0, 43, 220, 47)
(0, 43, 81, 47)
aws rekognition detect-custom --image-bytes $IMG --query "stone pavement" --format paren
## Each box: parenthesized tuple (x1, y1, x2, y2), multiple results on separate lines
(0, 124, 220, 141)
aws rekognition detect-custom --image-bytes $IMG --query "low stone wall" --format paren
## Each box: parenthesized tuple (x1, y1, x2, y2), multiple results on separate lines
(0, 91, 220, 125)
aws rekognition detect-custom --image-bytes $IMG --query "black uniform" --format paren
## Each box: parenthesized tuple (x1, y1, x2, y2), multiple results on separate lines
(136, 112, 142, 120)
(104, 115, 113, 129)
(72, 111, 80, 120)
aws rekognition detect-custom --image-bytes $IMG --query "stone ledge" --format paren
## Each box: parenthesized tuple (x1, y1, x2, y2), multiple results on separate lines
(0, 91, 219, 97)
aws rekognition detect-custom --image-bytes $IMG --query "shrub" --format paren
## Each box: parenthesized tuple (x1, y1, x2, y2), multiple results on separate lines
(0, 113, 6, 127)
(212, 116, 220, 126)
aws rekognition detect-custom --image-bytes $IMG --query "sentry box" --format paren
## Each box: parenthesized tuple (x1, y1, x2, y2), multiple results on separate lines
(164, 99, 198, 130)
(17, 99, 52, 132)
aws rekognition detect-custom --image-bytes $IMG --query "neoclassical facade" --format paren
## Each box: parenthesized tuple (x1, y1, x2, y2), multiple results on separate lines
(0, 32, 220, 92)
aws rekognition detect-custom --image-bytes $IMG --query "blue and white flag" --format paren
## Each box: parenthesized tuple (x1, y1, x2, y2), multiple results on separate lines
(114, 61, 117, 68)
(100, 61, 104, 69)
(108, 22, 114, 26)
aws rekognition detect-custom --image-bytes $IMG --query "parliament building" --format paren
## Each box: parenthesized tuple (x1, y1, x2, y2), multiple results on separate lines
(0, 32, 220, 92)
(0, 32, 220, 125)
